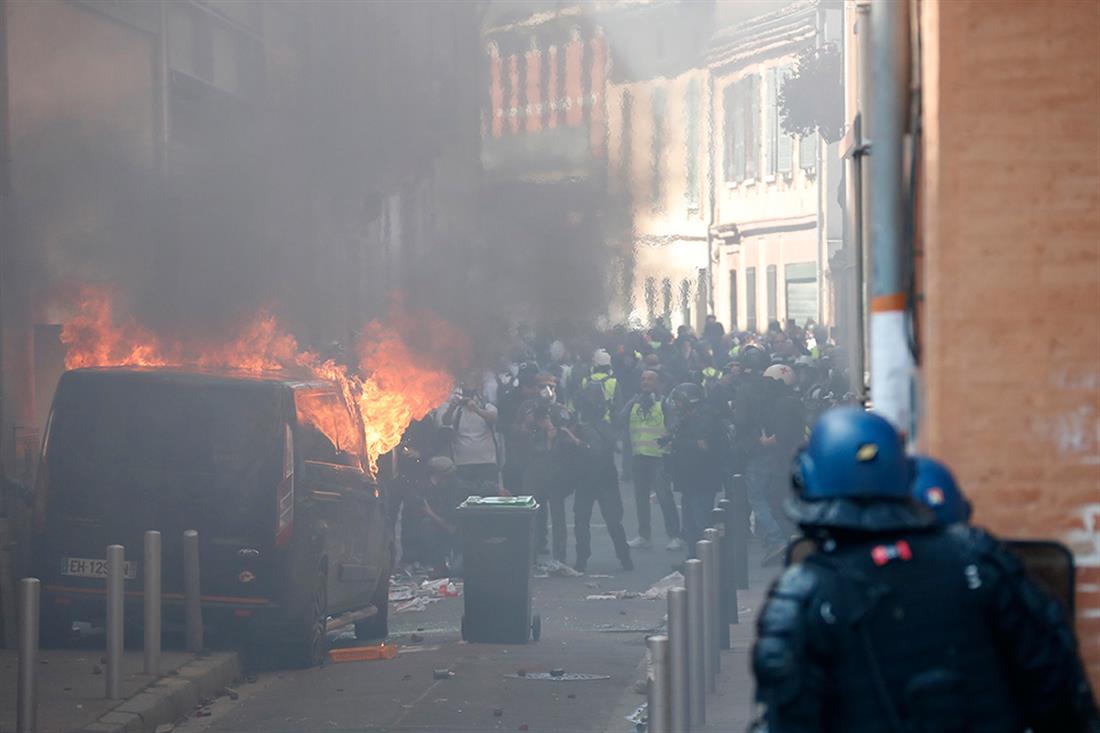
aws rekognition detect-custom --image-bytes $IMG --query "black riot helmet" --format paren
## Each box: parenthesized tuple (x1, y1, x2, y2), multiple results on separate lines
(668, 382, 705, 415)
(737, 343, 770, 374)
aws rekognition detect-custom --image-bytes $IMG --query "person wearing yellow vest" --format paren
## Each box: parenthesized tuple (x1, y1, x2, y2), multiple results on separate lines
(616, 370, 682, 551)
(582, 349, 618, 422)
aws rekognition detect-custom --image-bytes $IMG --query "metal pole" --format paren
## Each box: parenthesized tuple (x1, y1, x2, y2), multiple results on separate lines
(697, 539, 717, 692)
(183, 530, 203, 653)
(856, 2, 872, 402)
(17, 577, 39, 733)
(716, 499, 739, 624)
(667, 587, 689, 733)
(684, 559, 705, 726)
(143, 531, 161, 676)
(647, 635, 670, 733)
(703, 528, 723, 670)
(726, 476, 749, 589)
(868, 0, 913, 430)
(105, 545, 124, 699)
(706, 513, 729, 649)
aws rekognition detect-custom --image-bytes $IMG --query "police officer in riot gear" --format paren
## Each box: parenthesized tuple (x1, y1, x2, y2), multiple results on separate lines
(911, 455, 973, 527)
(665, 382, 725, 558)
(750, 407, 1099, 733)
(568, 382, 633, 572)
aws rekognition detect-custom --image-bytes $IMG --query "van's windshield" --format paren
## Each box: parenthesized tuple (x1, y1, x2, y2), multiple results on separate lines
(47, 375, 283, 539)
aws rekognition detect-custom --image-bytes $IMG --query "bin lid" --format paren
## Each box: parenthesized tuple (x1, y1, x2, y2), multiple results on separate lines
(457, 495, 538, 510)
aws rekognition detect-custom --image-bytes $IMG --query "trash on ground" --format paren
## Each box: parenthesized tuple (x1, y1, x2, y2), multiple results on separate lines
(642, 571, 684, 600)
(154, 725, 175, 733)
(433, 668, 454, 680)
(504, 671, 611, 681)
(536, 559, 583, 577)
(328, 643, 398, 663)
(397, 645, 441, 654)
(394, 596, 442, 614)
(626, 702, 648, 726)
(587, 573, 614, 579)
(224, 687, 240, 700)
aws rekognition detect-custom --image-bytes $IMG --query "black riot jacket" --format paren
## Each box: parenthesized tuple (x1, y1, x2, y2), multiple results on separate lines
(752, 524, 1100, 733)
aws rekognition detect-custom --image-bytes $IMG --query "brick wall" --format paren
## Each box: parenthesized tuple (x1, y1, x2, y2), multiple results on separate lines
(920, 0, 1100, 688)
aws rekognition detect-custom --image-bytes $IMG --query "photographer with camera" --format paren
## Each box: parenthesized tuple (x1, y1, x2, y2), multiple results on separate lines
(440, 374, 499, 493)
(516, 372, 573, 562)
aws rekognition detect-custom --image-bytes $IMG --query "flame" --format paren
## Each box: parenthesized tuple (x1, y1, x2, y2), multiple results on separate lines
(60, 288, 461, 474)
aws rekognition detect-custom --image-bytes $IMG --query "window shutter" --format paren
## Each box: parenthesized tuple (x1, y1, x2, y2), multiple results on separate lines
(799, 130, 818, 171)
(731, 82, 745, 182)
(777, 66, 794, 174)
(765, 68, 777, 177)
(685, 79, 699, 205)
(747, 74, 760, 180)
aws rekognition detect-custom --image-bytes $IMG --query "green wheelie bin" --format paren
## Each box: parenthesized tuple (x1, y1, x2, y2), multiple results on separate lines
(457, 495, 541, 643)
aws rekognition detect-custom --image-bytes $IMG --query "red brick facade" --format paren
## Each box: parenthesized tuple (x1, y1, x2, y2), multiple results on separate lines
(919, 0, 1100, 688)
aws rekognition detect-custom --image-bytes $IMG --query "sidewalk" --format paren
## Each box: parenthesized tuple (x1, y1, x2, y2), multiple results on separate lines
(698, 583, 768, 733)
(0, 647, 240, 733)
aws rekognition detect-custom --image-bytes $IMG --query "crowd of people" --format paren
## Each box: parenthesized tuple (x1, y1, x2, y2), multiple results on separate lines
(387, 315, 854, 577)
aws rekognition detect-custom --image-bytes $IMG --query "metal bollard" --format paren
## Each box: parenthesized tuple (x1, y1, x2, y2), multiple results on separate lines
(143, 531, 161, 676)
(646, 635, 670, 733)
(106, 545, 124, 699)
(716, 499, 740, 625)
(667, 587, 690, 733)
(183, 530, 203, 653)
(707, 512, 731, 649)
(17, 578, 39, 733)
(684, 559, 705, 726)
(727, 476, 750, 589)
(703, 528, 723, 673)
(697, 539, 717, 692)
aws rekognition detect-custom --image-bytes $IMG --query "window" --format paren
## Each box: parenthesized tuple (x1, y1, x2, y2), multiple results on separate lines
(777, 66, 794, 175)
(651, 86, 667, 209)
(684, 79, 700, 208)
(745, 267, 757, 333)
(620, 89, 633, 197)
(765, 68, 777, 177)
(644, 276, 657, 323)
(785, 262, 818, 327)
(767, 264, 778, 323)
(723, 75, 760, 183)
(661, 278, 673, 324)
(800, 131, 818, 173)
(679, 279, 692, 327)
(729, 269, 738, 328)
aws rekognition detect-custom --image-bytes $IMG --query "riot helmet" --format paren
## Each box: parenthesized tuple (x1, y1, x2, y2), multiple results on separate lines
(911, 456, 972, 526)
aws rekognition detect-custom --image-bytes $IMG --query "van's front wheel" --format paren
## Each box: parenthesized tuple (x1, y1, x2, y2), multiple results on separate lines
(284, 570, 328, 668)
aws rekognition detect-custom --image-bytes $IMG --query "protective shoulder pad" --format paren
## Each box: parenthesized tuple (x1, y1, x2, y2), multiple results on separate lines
(946, 525, 1023, 579)
(753, 564, 828, 707)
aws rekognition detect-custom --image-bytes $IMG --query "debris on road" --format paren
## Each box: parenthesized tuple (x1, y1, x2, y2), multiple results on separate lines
(154, 725, 175, 733)
(224, 687, 240, 700)
(329, 643, 398, 663)
(433, 668, 454, 680)
(584, 572, 684, 601)
(390, 572, 463, 613)
(504, 671, 611, 681)
(535, 559, 583, 577)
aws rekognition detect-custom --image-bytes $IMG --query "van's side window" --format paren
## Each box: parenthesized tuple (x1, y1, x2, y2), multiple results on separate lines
(294, 391, 363, 469)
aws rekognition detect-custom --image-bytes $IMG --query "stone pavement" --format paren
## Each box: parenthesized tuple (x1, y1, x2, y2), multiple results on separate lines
(0, 647, 239, 733)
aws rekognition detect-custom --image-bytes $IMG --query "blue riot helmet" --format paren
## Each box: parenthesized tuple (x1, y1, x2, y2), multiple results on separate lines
(788, 407, 929, 532)
(911, 456, 972, 526)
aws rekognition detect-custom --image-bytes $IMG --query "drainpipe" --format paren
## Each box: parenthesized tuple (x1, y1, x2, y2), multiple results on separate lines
(867, 0, 912, 430)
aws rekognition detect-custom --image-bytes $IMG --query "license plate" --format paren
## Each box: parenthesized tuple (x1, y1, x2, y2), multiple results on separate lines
(60, 557, 138, 580)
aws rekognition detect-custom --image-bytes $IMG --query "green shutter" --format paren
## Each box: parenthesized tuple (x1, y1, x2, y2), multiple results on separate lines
(778, 66, 794, 174)
(747, 74, 760, 180)
(765, 68, 777, 177)
(799, 130, 818, 171)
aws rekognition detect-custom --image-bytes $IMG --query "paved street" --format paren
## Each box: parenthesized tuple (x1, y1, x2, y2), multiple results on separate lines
(170, 490, 778, 733)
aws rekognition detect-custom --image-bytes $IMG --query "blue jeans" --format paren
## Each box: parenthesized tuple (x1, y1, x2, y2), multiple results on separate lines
(746, 454, 785, 548)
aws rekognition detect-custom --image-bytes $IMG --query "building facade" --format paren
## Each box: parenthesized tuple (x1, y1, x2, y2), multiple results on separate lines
(708, 0, 844, 335)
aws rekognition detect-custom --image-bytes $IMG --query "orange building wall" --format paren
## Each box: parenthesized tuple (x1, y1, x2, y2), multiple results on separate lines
(919, 0, 1100, 686)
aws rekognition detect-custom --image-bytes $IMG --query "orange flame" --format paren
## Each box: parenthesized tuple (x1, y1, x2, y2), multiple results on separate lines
(60, 288, 462, 474)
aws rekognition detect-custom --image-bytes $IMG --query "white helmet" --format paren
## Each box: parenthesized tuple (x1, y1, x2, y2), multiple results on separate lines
(763, 364, 795, 386)
(592, 349, 612, 367)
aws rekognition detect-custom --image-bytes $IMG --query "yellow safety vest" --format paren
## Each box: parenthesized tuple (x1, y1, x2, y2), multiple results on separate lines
(629, 399, 666, 457)
(583, 372, 617, 421)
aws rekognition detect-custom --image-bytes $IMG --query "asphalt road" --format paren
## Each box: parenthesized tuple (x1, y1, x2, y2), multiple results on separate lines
(173, 487, 776, 733)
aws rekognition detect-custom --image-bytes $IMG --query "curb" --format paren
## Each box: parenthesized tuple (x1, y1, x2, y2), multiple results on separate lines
(81, 652, 241, 733)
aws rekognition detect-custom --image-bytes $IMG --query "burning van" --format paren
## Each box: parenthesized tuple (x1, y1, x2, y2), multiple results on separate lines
(32, 367, 394, 667)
